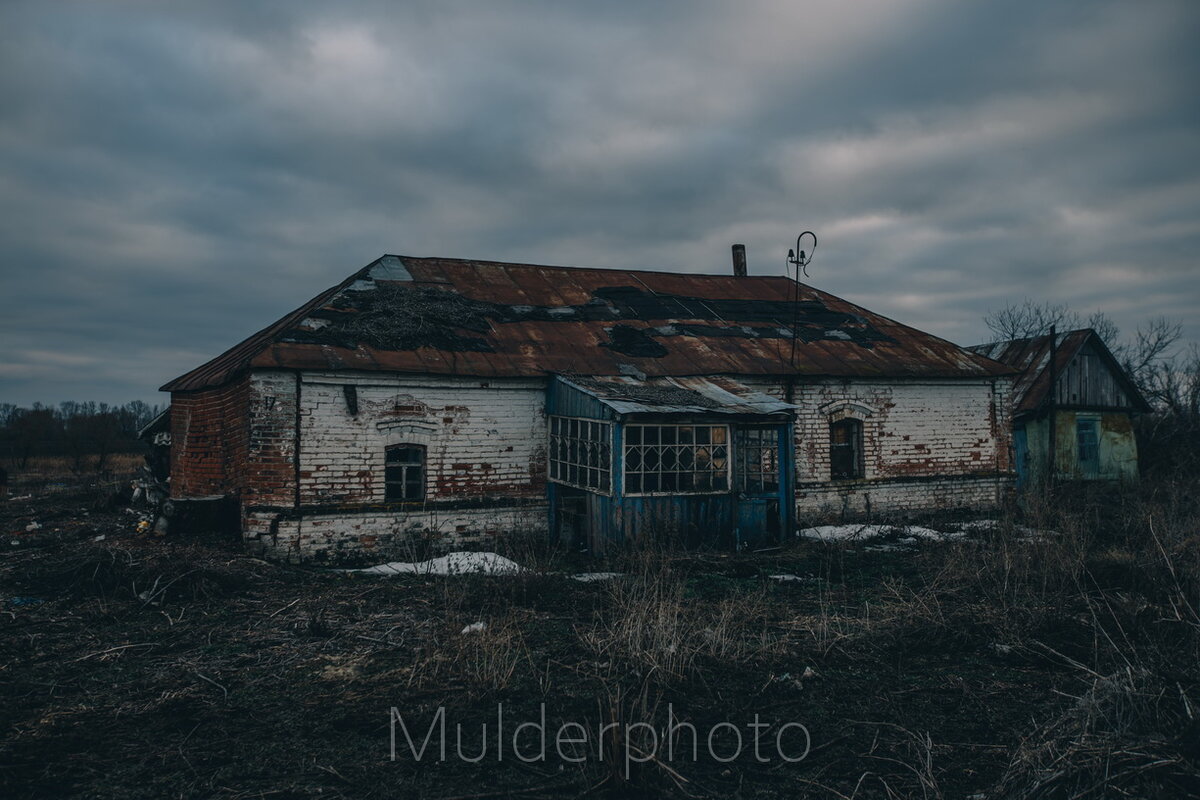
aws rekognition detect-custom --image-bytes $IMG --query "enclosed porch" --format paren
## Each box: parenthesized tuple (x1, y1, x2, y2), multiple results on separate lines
(546, 375, 795, 554)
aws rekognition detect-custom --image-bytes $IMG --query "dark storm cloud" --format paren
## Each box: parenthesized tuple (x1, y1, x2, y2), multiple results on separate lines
(1, 0, 1197, 404)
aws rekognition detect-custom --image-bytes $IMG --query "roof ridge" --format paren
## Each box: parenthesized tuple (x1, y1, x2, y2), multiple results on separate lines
(390, 254, 796, 281)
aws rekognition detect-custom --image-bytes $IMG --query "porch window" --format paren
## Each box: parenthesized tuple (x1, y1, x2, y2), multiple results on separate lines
(385, 445, 425, 501)
(737, 428, 780, 493)
(624, 424, 730, 495)
(549, 417, 612, 492)
(829, 419, 863, 480)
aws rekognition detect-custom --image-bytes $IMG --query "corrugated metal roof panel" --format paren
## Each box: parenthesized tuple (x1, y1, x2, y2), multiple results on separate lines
(163, 254, 1016, 392)
(558, 375, 795, 417)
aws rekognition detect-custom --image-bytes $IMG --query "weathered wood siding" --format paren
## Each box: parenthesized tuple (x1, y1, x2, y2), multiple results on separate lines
(1054, 341, 1133, 409)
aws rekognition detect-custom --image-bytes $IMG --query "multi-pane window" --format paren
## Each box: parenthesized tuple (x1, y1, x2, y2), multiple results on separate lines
(385, 445, 425, 501)
(624, 424, 729, 495)
(549, 417, 612, 492)
(829, 419, 863, 480)
(737, 427, 780, 493)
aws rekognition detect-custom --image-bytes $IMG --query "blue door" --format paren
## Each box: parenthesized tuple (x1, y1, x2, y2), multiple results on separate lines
(1013, 426, 1028, 488)
(1076, 418, 1100, 478)
(734, 425, 789, 548)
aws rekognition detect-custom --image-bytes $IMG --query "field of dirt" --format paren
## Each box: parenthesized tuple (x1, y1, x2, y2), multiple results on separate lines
(2, 472, 1199, 799)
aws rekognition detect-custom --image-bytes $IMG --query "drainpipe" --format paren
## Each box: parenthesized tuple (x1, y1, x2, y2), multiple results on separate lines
(1046, 326, 1057, 483)
(294, 372, 303, 550)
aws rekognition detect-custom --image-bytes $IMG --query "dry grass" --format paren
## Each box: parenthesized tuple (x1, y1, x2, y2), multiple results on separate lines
(996, 668, 1199, 799)
(582, 553, 780, 681)
(5, 477, 1200, 798)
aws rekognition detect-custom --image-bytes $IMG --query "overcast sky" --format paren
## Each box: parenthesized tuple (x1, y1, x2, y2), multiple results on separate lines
(2, 0, 1197, 406)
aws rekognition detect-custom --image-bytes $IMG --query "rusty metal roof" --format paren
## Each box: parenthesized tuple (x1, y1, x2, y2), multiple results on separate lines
(967, 329, 1149, 415)
(558, 375, 795, 417)
(163, 254, 1016, 392)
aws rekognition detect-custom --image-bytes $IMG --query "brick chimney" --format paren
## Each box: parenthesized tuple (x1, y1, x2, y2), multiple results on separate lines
(731, 243, 747, 277)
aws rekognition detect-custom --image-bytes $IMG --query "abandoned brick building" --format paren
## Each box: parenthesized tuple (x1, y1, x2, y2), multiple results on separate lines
(162, 252, 1016, 561)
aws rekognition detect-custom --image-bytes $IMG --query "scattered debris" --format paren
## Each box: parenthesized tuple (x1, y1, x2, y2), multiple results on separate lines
(24, 521, 41, 532)
(461, 621, 487, 634)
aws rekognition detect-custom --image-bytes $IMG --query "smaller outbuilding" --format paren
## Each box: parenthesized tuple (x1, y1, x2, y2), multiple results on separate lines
(968, 328, 1150, 485)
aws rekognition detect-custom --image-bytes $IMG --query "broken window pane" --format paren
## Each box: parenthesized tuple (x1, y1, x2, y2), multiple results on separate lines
(548, 416, 612, 493)
(621, 424, 732, 496)
(829, 419, 863, 480)
(737, 427, 780, 493)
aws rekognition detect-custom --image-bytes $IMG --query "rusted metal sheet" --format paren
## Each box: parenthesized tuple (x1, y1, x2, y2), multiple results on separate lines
(557, 375, 794, 417)
(163, 254, 1016, 392)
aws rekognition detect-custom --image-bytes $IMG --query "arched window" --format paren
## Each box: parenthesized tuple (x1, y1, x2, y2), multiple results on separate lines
(829, 418, 863, 480)
(385, 444, 425, 501)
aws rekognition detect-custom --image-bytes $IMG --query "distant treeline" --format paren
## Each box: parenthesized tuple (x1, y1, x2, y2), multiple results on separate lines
(0, 401, 164, 472)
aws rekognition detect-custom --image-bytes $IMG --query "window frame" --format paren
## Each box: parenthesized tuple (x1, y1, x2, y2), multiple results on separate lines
(384, 444, 426, 502)
(737, 426, 781, 494)
(1076, 416, 1100, 469)
(547, 415, 613, 495)
(622, 422, 732, 497)
(829, 417, 864, 480)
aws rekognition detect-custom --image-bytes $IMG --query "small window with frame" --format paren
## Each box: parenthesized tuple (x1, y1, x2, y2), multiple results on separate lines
(385, 445, 425, 501)
(829, 418, 863, 480)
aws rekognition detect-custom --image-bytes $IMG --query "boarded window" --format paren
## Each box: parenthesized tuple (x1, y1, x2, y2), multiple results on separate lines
(624, 424, 730, 495)
(829, 419, 863, 480)
(549, 416, 612, 493)
(385, 445, 425, 501)
(737, 427, 780, 493)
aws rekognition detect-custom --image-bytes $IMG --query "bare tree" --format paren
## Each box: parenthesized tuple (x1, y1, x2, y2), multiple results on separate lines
(983, 299, 1082, 341)
(983, 300, 1185, 402)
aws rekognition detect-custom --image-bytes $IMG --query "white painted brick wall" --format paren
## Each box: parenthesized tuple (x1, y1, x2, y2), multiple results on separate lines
(241, 371, 550, 561)
(240, 369, 1012, 559)
(297, 372, 547, 504)
(743, 376, 1014, 516)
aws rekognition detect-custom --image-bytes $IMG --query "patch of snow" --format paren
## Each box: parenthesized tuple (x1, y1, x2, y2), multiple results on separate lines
(570, 572, 623, 583)
(461, 621, 486, 634)
(768, 574, 820, 583)
(798, 524, 881, 542)
(798, 524, 965, 545)
(952, 519, 1003, 531)
(950, 519, 1058, 540)
(347, 551, 523, 576)
(24, 522, 40, 532)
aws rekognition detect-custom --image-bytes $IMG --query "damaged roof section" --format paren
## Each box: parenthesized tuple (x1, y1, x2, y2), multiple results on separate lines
(557, 375, 795, 417)
(968, 329, 1150, 415)
(163, 254, 1016, 391)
